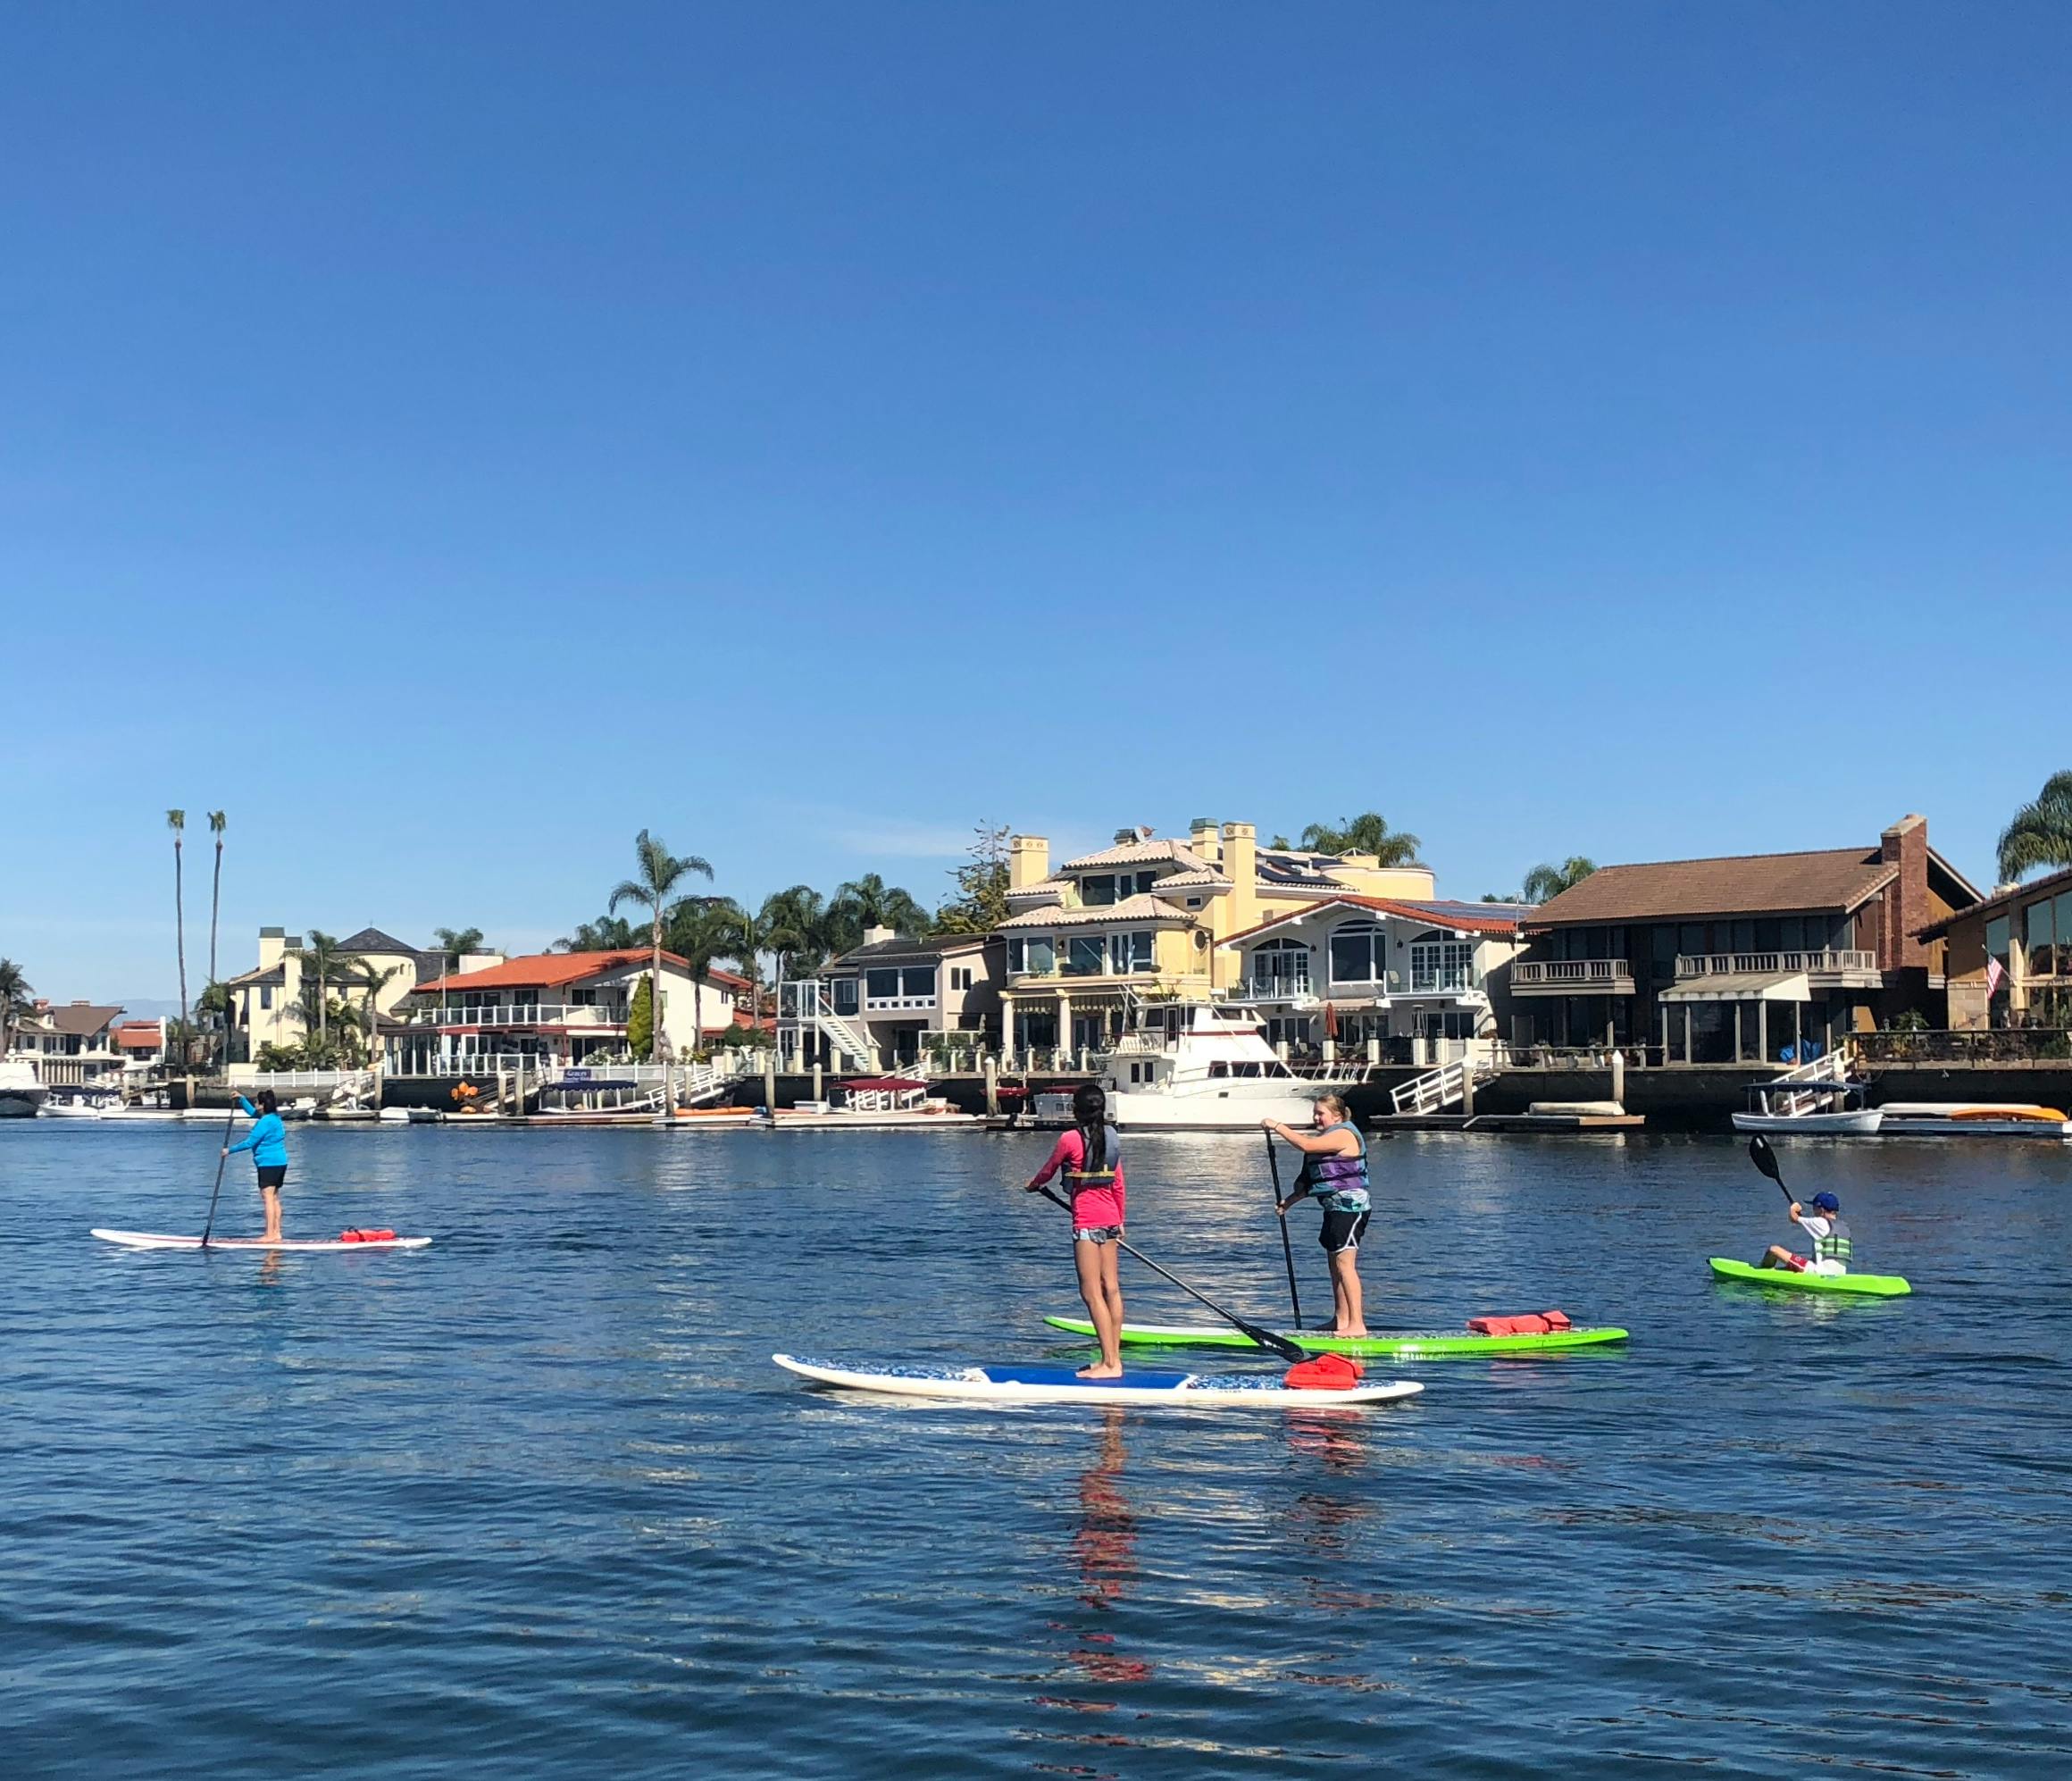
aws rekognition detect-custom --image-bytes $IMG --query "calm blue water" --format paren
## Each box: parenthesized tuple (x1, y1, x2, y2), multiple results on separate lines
(5, 1120, 2071, 1777)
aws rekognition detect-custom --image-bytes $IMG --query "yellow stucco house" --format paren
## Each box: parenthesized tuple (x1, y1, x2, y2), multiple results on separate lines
(997, 820, 1435, 1060)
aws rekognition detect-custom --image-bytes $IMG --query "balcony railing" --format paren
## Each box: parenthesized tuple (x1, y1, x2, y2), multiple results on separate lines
(1236, 974, 1315, 1003)
(1675, 950, 1878, 979)
(402, 1002, 628, 1028)
(1511, 960, 1635, 989)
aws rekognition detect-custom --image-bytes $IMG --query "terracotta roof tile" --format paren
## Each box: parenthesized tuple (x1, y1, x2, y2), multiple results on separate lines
(997, 893, 1192, 931)
(414, 950, 745, 995)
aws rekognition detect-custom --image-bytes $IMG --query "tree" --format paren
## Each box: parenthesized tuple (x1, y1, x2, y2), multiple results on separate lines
(167, 810, 188, 1072)
(205, 811, 227, 986)
(705, 898, 806, 1027)
(431, 926, 486, 972)
(1297, 813, 1422, 865)
(825, 873, 928, 954)
(303, 930, 344, 1041)
(1520, 857, 1599, 905)
(344, 958, 405, 1070)
(665, 898, 737, 1042)
(1998, 772, 2072, 882)
(934, 823, 1011, 935)
(626, 973, 656, 1061)
(607, 829, 714, 1065)
(0, 957, 32, 1056)
(555, 916, 641, 952)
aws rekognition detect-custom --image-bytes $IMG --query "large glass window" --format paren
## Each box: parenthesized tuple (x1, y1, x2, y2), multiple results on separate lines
(2057, 890, 2072, 978)
(2026, 899, 2056, 976)
(1111, 931, 1153, 974)
(832, 979, 859, 1015)
(865, 968, 901, 999)
(901, 966, 937, 999)
(1779, 916, 1805, 951)
(1079, 875, 1117, 907)
(1409, 941, 1476, 993)
(1329, 921, 1384, 984)
(1986, 915, 2010, 965)
(1065, 936, 1107, 976)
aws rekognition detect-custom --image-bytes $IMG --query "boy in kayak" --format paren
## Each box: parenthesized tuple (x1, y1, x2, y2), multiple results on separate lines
(223, 1089, 289, 1243)
(1026, 1083, 1126, 1379)
(1761, 1191, 1851, 1275)
(1264, 1092, 1371, 1336)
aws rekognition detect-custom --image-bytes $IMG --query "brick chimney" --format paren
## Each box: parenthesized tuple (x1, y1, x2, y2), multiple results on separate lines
(1878, 815, 1929, 972)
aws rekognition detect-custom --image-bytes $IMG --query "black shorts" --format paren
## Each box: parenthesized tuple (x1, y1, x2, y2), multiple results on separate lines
(256, 1164, 288, 1192)
(1319, 1208, 1370, 1255)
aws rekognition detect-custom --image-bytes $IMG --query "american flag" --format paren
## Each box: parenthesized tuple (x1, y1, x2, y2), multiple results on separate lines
(1986, 957, 2006, 997)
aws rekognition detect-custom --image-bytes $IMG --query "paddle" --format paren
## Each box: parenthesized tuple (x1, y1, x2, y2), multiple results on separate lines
(1264, 1131, 1303, 1327)
(201, 1094, 241, 1249)
(1031, 1183, 1306, 1363)
(1746, 1133, 1793, 1206)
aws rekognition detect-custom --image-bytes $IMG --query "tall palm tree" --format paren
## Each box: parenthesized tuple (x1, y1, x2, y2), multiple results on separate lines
(167, 810, 189, 1078)
(554, 916, 641, 953)
(706, 899, 805, 1031)
(826, 874, 928, 953)
(431, 926, 486, 974)
(1520, 857, 1599, 905)
(0, 957, 32, 1057)
(345, 958, 405, 1071)
(205, 812, 227, 985)
(303, 930, 343, 1041)
(607, 830, 714, 1064)
(1998, 772, 2072, 882)
(1298, 813, 1422, 866)
(665, 898, 738, 1043)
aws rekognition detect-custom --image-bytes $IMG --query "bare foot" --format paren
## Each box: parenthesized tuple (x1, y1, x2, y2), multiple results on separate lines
(1077, 1362, 1124, 1380)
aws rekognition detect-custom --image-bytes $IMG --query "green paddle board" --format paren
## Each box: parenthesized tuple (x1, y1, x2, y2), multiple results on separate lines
(1041, 1316, 1629, 1357)
(1708, 1257, 1911, 1297)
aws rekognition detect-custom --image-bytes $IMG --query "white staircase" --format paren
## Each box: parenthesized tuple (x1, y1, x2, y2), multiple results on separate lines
(1391, 1055, 1500, 1116)
(1761, 1049, 1849, 1117)
(673, 1060, 734, 1106)
(778, 983, 880, 1071)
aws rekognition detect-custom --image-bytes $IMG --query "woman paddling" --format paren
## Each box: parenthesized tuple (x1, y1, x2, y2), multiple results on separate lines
(1263, 1093, 1371, 1336)
(222, 1089, 289, 1244)
(1027, 1084, 1126, 1379)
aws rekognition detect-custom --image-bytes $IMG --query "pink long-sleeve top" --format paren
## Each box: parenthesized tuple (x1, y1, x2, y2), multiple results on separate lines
(1031, 1126, 1126, 1228)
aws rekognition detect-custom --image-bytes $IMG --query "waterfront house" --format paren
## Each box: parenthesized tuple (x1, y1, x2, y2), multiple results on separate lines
(1917, 864, 2072, 1030)
(804, 927, 1004, 1066)
(1511, 815, 1978, 1064)
(390, 949, 747, 1073)
(113, 1018, 168, 1080)
(1217, 897, 1527, 1061)
(996, 821, 1441, 1061)
(226, 925, 488, 1061)
(7, 1000, 127, 1086)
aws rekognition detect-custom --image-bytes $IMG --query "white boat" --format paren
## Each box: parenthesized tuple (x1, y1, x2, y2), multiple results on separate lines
(0, 1060, 50, 1118)
(1732, 1079, 1884, 1136)
(1097, 1005, 1359, 1132)
(1876, 1101, 2072, 1140)
(761, 1079, 978, 1129)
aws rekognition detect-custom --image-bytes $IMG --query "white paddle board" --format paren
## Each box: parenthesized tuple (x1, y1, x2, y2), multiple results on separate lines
(773, 1354, 1423, 1409)
(92, 1228, 430, 1252)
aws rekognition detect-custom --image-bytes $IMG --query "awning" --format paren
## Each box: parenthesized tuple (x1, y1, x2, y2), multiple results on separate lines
(1658, 971, 1811, 1004)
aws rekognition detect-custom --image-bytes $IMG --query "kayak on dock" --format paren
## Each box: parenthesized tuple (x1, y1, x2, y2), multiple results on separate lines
(1041, 1315, 1629, 1357)
(773, 1354, 1424, 1408)
(92, 1228, 431, 1252)
(1708, 1257, 1909, 1297)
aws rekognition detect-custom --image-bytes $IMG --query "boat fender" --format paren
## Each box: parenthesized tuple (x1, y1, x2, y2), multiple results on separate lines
(1283, 1352, 1366, 1390)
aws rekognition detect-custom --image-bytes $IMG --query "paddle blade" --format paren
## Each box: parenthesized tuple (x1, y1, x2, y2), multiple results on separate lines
(1748, 1134, 1781, 1183)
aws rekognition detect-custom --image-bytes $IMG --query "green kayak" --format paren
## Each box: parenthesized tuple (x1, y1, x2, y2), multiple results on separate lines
(1708, 1258, 1911, 1297)
(1041, 1315, 1629, 1357)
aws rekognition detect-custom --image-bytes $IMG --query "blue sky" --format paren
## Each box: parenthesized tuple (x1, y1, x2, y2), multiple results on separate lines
(6, 3, 2068, 1002)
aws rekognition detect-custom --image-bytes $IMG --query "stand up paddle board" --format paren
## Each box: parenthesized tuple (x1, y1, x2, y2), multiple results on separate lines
(1708, 1258, 1909, 1296)
(773, 1354, 1423, 1408)
(1041, 1316, 1628, 1356)
(92, 1228, 431, 1252)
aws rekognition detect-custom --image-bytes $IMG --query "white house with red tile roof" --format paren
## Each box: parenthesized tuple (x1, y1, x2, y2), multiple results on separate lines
(390, 949, 748, 1072)
(1216, 895, 1528, 1060)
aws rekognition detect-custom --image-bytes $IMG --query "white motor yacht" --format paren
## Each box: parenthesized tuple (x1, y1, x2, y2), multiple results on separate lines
(0, 1060, 50, 1118)
(1098, 1004, 1363, 1132)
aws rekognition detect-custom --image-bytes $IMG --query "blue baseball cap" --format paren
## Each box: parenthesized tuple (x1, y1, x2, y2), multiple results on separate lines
(1810, 1192, 1840, 1213)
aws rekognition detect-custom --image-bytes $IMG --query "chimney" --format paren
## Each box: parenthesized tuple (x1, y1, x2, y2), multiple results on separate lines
(258, 926, 286, 971)
(1878, 815, 1929, 973)
(864, 924, 895, 947)
(1008, 834, 1050, 890)
(1220, 822, 1259, 939)
(1189, 817, 1221, 863)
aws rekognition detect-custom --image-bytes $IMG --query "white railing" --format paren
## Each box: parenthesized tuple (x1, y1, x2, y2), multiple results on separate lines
(1397, 967, 1481, 996)
(1511, 960, 1635, 987)
(231, 1068, 376, 1093)
(1389, 1055, 1497, 1116)
(402, 1002, 627, 1028)
(1237, 974, 1316, 1003)
(1675, 950, 1877, 979)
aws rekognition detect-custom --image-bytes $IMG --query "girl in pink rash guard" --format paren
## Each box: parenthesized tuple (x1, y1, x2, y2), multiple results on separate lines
(1026, 1083, 1126, 1378)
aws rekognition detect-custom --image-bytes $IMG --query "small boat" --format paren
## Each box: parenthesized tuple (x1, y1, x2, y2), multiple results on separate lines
(1043, 1316, 1629, 1356)
(1708, 1257, 1910, 1297)
(773, 1353, 1424, 1409)
(653, 1105, 759, 1129)
(1731, 1079, 1883, 1136)
(1876, 1101, 2072, 1140)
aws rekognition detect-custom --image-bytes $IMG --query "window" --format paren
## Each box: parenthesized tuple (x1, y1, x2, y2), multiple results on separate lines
(1065, 936, 1107, 976)
(2028, 899, 2058, 976)
(1779, 916, 1805, 951)
(1012, 937, 1055, 975)
(1329, 920, 1384, 984)
(1111, 931, 1153, 974)
(2058, 890, 2072, 978)
(1079, 874, 1117, 907)
(865, 968, 901, 999)
(948, 966, 973, 991)
(832, 979, 859, 1016)
(1134, 871, 1156, 896)
(900, 966, 937, 999)
(1408, 941, 1475, 994)
(1187, 897, 1203, 908)
(260, 985, 273, 1010)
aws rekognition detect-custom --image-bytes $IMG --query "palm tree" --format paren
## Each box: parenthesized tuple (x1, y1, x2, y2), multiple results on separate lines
(167, 810, 188, 1072)
(607, 830, 714, 1064)
(706, 899, 806, 1032)
(1298, 813, 1422, 865)
(665, 899, 736, 1043)
(303, 930, 344, 1041)
(1998, 772, 2072, 882)
(344, 958, 405, 1071)
(554, 916, 642, 953)
(1519, 857, 1599, 905)
(826, 874, 928, 953)
(0, 957, 32, 1057)
(431, 926, 486, 973)
(205, 812, 227, 984)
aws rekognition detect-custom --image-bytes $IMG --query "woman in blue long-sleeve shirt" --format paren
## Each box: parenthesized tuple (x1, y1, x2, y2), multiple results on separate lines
(223, 1088, 290, 1243)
